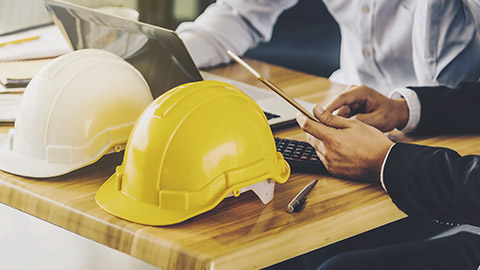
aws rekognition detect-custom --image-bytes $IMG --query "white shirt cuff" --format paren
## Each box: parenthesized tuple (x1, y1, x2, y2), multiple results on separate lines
(176, 28, 229, 68)
(380, 143, 397, 192)
(388, 88, 421, 133)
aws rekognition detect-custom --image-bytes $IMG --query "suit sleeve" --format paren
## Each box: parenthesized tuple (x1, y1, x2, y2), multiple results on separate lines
(383, 143, 480, 227)
(409, 81, 480, 134)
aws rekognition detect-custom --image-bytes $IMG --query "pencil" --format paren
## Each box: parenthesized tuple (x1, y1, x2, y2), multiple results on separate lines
(0, 35, 40, 47)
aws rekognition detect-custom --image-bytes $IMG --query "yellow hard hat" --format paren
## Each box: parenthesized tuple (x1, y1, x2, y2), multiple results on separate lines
(95, 80, 290, 225)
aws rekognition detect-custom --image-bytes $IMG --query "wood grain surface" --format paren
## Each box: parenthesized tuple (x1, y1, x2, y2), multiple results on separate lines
(1, 59, 475, 269)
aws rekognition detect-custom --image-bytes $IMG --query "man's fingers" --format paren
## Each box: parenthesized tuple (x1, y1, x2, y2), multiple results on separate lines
(353, 112, 392, 132)
(296, 113, 335, 142)
(352, 112, 374, 124)
(353, 112, 386, 127)
(336, 106, 352, 117)
(325, 86, 365, 113)
(313, 105, 351, 129)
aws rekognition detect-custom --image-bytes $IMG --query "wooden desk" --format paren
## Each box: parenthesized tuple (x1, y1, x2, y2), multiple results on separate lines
(2, 60, 476, 270)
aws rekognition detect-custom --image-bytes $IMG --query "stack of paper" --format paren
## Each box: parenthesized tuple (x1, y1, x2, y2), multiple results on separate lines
(0, 25, 72, 61)
(0, 22, 69, 123)
(0, 59, 53, 122)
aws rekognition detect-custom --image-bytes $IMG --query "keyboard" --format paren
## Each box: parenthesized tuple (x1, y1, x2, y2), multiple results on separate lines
(275, 137, 326, 173)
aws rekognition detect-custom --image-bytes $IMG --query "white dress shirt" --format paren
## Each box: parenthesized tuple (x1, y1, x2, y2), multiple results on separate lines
(177, 0, 480, 130)
(177, 0, 480, 191)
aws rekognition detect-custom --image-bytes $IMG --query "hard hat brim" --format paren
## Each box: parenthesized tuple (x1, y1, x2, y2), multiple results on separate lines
(0, 140, 121, 178)
(0, 142, 82, 178)
(96, 172, 238, 226)
(96, 156, 291, 226)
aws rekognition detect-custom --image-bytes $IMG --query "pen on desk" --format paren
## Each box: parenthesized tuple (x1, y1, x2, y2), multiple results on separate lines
(287, 179, 318, 213)
(0, 35, 40, 47)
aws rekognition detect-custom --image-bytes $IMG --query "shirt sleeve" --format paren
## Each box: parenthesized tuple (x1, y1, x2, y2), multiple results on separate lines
(383, 143, 480, 227)
(412, 0, 480, 87)
(389, 88, 421, 133)
(176, 0, 297, 68)
(464, 0, 480, 30)
(379, 143, 396, 192)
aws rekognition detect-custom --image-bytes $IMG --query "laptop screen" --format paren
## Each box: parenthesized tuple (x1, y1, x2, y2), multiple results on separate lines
(44, 0, 203, 98)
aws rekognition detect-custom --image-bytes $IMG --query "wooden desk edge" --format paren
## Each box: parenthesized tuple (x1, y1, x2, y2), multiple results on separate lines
(0, 177, 207, 269)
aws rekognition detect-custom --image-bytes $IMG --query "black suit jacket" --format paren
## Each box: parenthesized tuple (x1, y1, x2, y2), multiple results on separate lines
(383, 82, 480, 227)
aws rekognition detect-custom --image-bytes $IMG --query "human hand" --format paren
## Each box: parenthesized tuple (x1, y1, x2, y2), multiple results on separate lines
(296, 105, 394, 182)
(325, 85, 409, 132)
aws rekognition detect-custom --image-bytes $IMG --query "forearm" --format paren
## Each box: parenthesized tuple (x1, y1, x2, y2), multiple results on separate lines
(176, 0, 296, 68)
(383, 143, 480, 226)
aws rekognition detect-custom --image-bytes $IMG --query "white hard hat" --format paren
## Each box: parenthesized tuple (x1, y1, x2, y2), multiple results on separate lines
(0, 49, 153, 178)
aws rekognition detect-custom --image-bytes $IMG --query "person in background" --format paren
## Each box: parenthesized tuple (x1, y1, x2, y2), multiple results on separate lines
(295, 82, 480, 269)
(176, 0, 480, 95)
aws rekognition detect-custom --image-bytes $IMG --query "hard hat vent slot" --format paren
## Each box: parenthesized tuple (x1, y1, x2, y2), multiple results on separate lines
(7, 129, 15, 151)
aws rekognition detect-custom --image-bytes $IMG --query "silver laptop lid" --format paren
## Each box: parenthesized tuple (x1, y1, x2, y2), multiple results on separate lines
(44, 0, 203, 98)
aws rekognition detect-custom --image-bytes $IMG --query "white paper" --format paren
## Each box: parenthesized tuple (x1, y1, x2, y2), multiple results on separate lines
(0, 25, 72, 61)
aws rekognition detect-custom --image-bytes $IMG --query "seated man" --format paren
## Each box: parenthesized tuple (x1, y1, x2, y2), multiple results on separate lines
(177, 1, 480, 93)
(296, 82, 480, 269)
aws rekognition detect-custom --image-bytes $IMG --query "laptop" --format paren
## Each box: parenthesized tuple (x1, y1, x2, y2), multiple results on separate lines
(44, 0, 314, 129)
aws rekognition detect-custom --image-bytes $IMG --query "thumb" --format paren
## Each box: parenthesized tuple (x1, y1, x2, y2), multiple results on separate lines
(313, 105, 351, 129)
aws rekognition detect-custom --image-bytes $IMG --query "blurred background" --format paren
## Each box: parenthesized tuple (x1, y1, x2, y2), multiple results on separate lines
(0, 0, 340, 77)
